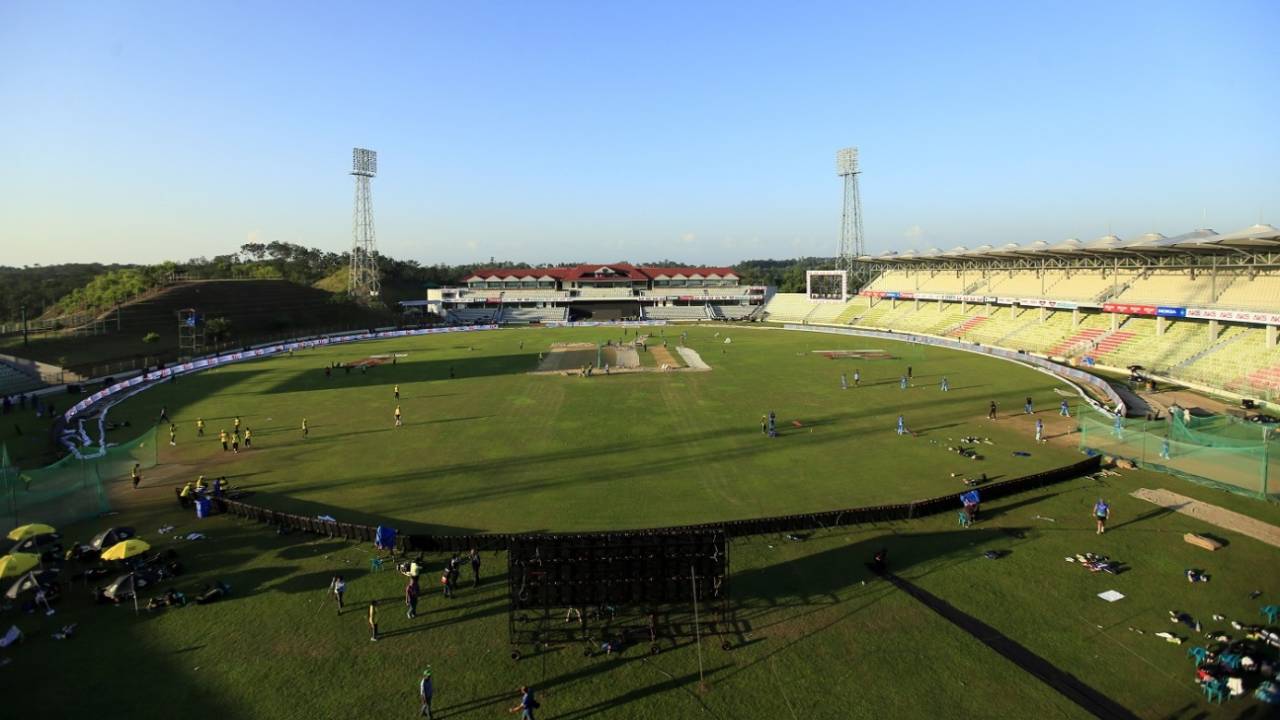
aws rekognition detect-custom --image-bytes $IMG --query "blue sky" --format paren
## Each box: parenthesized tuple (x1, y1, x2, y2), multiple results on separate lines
(2, 1, 1277, 266)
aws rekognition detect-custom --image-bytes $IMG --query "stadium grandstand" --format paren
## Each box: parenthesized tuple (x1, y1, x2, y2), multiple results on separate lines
(760, 223, 1280, 402)
(424, 263, 766, 324)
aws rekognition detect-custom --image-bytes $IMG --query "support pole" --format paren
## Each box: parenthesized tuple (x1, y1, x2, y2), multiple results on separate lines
(691, 564, 705, 687)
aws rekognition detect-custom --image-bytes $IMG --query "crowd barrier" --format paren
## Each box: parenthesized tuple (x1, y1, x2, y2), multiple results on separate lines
(785, 324, 1126, 416)
(221, 456, 1101, 551)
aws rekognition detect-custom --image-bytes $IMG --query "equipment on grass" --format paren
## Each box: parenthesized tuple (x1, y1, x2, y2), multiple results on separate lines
(1184, 533, 1223, 551)
(507, 530, 734, 657)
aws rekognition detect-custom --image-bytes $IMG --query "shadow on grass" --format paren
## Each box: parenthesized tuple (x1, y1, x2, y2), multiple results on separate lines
(264, 354, 541, 395)
(885, 571, 1140, 720)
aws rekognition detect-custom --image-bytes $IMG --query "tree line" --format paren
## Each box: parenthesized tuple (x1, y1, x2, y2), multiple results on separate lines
(1, 245, 840, 321)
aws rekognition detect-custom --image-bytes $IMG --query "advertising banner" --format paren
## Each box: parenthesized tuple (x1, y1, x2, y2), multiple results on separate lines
(1185, 308, 1280, 326)
(1103, 303, 1157, 315)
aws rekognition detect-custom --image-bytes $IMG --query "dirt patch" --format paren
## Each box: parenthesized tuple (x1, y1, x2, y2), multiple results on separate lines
(650, 345, 681, 369)
(1130, 487, 1280, 548)
(535, 343, 598, 372)
(610, 345, 640, 369)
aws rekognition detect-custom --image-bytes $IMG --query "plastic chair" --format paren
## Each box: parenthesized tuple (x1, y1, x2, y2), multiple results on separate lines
(370, 557, 384, 572)
(1219, 652, 1242, 670)
(957, 510, 971, 528)
(1187, 646, 1208, 665)
(1261, 605, 1279, 623)
(1203, 679, 1226, 704)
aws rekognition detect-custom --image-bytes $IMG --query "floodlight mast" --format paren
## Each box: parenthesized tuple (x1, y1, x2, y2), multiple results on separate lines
(836, 147, 865, 287)
(349, 148, 381, 300)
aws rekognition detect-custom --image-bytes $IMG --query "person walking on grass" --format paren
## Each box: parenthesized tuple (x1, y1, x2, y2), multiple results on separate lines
(470, 548, 481, 587)
(130, 463, 142, 490)
(395, 405, 403, 428)
(853, 369, 861, 387)
(159, 406, 169, 423)
(196, 418, 205, 437)
(1024, 396, 1033, 415)
(301, 418, 308, 438)
(510, 686, 539, 719)
(897, 414, 907, 436)
(899, 376, 908, 390)
(220, 429, 229, 452)
(368, 599, 380, 641)
(840, 373, 848, 390)
(394, 384, 400, 401)
(243, 427, 252, 449)
(1060, 399, 1070, 417)
(940, 377, 949, 392)
(1094, 498, 1111, 535)
(988, 401, 998, 421)
(406, 579, 419, 619)
(419, 668, 435, 718)
(330, 575, 346, 614)
(169, 423, 177, 446)
(1035, 418, 1044, 443)
(234, 416, 241, 433)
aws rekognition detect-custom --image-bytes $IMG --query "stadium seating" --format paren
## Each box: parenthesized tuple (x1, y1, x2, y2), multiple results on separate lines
(0, 362, 44, 395)
(498, 306, 568, 324)
(712, 304, 758, 320)
(761, 294, 818, 323)
(1213, 274, 1280, 310)
(804, 301, 857, 325)
(643, 305, 711, 320)
(447, 307, 499, 323)
(1090, 319, 1205, 371)
(1115, 273, 1218, 307)
(1173, 327, 1279, 393)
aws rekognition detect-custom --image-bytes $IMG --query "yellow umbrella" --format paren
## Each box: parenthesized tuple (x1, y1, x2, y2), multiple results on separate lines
(0, 552, 40, 578)
(6, 523, 56, 542)
(100, 538, 152, 561)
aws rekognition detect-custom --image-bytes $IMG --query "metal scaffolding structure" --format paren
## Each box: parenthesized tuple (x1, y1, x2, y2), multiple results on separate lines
(349, 147, 381, 301)
(836, 147, 866, 288)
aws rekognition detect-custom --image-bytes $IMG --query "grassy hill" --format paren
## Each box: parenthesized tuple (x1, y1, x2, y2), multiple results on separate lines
(0, 279, 394, 377)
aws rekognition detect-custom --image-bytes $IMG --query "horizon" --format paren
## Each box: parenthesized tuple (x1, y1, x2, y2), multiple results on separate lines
(2, 1, 1277, 267)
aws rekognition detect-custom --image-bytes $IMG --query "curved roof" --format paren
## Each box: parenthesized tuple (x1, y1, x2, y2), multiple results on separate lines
(1084, 234, 1122, 251)
(1046, 238, 1083, 253)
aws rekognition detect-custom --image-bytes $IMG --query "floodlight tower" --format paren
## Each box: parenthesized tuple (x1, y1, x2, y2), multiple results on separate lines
(349, 147, 381, 300)
(836, 147, 864, 284)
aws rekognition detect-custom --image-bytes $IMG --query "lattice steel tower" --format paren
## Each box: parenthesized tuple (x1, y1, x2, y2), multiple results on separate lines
(349, 147, 381, 300)
(836, 147, 864, 284)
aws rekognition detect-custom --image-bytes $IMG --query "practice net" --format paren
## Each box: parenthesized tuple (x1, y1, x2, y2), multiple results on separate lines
(0, 426, 158, 533)
(1078, 410, 1275, 499)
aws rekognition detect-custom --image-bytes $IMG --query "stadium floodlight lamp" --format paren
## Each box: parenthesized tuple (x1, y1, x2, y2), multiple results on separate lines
(351, 148, 377, 177)
(836, 147, 859, 176)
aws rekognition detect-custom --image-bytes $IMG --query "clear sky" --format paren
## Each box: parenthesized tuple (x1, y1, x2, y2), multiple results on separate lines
(2, 1, 1277, 267)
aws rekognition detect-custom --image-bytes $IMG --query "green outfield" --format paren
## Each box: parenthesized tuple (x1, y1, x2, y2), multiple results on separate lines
(95, 325, 1085, 532)
(3, 325, 1277, 720)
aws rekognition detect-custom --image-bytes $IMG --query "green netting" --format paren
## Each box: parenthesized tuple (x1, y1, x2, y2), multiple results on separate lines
(0, 426, 158, 533)
(1079, 411, 1274, 499)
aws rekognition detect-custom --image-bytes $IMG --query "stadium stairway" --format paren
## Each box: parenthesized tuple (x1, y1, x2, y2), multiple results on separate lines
(947, 315, 988, 338)
(1048, 328, 1105, 357)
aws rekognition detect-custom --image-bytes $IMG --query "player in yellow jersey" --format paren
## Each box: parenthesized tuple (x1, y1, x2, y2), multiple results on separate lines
(196, 418, 205, 437)
(394, 405, 402, 427)
(219, 430, 229, 452)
